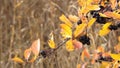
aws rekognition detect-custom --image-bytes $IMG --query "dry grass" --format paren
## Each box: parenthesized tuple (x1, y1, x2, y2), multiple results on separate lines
(0, 0, 120, 68)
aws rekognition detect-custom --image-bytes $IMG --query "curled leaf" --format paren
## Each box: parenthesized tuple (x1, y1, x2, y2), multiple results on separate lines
(48, 40, 56, 49)
(48, 32, 56, 48)
(30, 39, 40, 56)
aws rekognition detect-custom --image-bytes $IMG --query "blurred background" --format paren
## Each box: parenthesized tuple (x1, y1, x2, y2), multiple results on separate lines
(0, 0, 120, 68)
(0, 0, 81, 68)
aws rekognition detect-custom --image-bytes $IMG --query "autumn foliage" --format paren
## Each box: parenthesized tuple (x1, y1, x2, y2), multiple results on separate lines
(1, 0, 120, 68)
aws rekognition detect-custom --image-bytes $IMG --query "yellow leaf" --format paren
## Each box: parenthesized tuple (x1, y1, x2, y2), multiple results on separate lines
(80, 5, 100, 15)
(30, 39, 40, 56)
(24, 48, 31, 61)
(102, 22, 112, 30)
(87, 5, 100, 10)
(100, 61, 111, 68)
(60, 30, 70, 39)
(110, 53, 120, 60)
(68, 15, 79, 23)
(99, 13, 108, 17)
(78, 0, 86, 7)
(12, 56, 24, 63)
(87, 18, 96, 28)
(60, 24, 72, 38)
(66, 39, 74, 51)
(48, 32, 56, 48)
(48, 40, 56, 48)
(59, 14, 72, 27)
(99, 22, 112, 36)
(74, 23, 87, 38)
(99, 29, 110, 36)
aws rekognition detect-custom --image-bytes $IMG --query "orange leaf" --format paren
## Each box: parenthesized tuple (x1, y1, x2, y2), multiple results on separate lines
(78, 0, 86, 7)
(24, 48, 31, 61)
(12, 56, 24, 63)
(97, 46, 104, 53)
(91, 53, 99, 64)
(114, 44, 120, 53)
(81, 50, 85, 62)
(76, 64, 81, 68)
(118, 36, 120, 42)
(72, 39, 83, 49)
(83, 48, 90, 58)
(104, 11, 120, 19)
(102, 52, 110, 57)
(110, 0, 117, 9)
(30, 39, 40, 56)
(68, 15, 79, 23)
